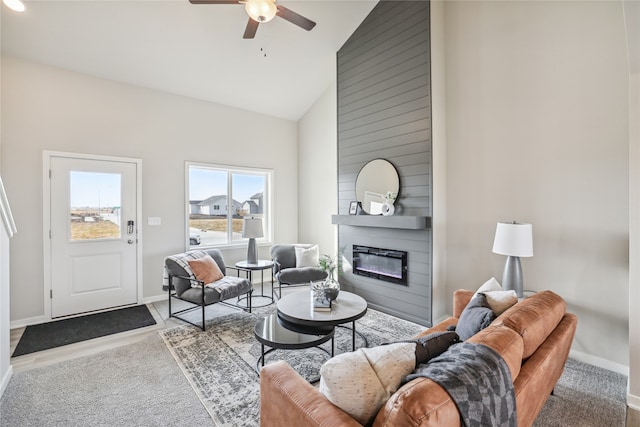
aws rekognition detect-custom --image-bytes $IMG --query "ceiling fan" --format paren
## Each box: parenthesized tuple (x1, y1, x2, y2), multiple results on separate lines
(189, 0, 317, 39)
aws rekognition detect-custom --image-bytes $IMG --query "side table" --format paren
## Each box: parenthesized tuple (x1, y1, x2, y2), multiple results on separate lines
(235, 260, 275, 307)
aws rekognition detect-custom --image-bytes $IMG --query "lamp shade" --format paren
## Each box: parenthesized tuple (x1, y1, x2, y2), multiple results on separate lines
(3, 0, 26, 12)
(242, 217, 264, 239)
(492, 222, 533, 257)
(245, 0, 277, 23)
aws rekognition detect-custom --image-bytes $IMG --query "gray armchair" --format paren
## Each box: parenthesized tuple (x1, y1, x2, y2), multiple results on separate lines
(164, 248, 252, 331)
(270, 244, 327, 298)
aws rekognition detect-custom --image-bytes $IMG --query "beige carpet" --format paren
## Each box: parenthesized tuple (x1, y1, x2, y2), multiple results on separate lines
(1, 299, 628, 427)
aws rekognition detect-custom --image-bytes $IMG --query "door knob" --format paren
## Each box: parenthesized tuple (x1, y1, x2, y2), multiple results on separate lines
(128, 239, 134, 244)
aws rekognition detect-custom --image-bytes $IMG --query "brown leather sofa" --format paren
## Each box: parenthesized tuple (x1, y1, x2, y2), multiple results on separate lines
(260, 289, 577, 427)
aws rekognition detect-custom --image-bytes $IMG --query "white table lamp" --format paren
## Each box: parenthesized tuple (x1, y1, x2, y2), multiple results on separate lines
(492, 221, 533, 298)
(242, 217, 264, 264)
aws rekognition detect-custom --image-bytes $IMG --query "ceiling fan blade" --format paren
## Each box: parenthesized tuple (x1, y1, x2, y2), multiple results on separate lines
(276, 5, 316, 31)
(243, 18, 259, 39)
(188, 0, 242, 4)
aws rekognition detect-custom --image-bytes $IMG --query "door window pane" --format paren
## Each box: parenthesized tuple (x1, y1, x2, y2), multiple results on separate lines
(70, 171, 121, 240)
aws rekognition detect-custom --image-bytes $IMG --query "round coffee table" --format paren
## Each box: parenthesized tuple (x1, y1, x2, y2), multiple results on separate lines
(277, 290, 368, 351)
(254, 313, 334, 382)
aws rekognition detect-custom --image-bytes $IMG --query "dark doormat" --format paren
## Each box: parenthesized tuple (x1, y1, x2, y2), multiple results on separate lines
(12, 305, 157, 357)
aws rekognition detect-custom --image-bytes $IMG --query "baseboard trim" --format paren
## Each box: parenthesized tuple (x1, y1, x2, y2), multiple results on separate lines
(0, 365, 13, 398)
(10, 315, 48, 330)
(627, 392, 640, 411)
(569, 349, 629, 376)
(140, 294, 166, 305)
(433, 313, 452, 324)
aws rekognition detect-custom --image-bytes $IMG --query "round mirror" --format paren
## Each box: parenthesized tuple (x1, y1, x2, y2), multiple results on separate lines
(355, 159, 400, 214)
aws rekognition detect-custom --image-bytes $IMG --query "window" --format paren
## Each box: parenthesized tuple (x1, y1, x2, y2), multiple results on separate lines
(69, 171, 121, 241)
(186, 162, 272, 249)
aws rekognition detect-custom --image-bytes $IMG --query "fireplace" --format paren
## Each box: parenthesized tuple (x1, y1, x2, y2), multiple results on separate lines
(352, 245, 408, 285)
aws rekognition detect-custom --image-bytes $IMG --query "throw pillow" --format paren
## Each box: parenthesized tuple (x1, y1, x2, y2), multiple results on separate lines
(295, 245, 319, 268)
(413, 331, 460, 365)
(319, 342, 416, 425)
(473, 277, 503, 298)
(187, 255, 224, 285)
(391, 331, 460, 366)
(455, 294, 496, 341)
(482, 290, 518, 316)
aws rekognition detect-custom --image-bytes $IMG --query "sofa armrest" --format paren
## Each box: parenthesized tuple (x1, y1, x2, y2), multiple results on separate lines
(453, 289, 474, 318)
(513, 313, 577, 427)
(260, 361, 362, 427)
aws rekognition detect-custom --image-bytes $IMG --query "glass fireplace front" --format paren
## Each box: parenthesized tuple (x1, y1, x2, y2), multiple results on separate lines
(352, 245, 408, 285)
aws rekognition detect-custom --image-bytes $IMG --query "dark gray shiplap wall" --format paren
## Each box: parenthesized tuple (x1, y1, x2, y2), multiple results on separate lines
(337, 0, 432, 326)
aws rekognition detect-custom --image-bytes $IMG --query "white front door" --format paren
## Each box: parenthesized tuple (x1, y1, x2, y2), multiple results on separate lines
(49, 155, 138, 318)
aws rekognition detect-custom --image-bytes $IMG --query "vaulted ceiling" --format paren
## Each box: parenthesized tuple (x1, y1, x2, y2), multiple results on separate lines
(1, 0, 377, 120)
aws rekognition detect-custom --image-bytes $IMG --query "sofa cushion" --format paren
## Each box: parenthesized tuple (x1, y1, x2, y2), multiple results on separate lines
(319, 342, 416, 425)
(468, 325, 524, 380)
(455, 294, 496, 341)
(188, 255, 224, 284)
(295, 245, 319, 267)
(495, 290, 566, 358)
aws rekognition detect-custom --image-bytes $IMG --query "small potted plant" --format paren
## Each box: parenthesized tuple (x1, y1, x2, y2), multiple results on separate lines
(319, 253, 340, 301)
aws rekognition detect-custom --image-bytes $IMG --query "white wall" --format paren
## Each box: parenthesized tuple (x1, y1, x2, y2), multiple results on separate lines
(624, 0, 640, 409)
(443, 1, 630, 370)
(0, 206, 10, 398)
(1, 56, 298, 324)
(0, 14, 13, 398)
(297, 82, 337, 256)
(430, 0, 448, 323)
(628, 69, 640, 408)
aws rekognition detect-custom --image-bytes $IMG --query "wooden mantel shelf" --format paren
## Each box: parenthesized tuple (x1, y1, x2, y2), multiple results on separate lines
(331, 215, 430, 230)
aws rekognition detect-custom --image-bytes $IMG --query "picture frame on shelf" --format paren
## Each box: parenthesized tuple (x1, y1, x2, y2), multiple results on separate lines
(349, 201, 358, 215)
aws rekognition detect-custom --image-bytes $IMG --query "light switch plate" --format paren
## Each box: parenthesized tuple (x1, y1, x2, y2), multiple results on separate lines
(148, 217, 161, 226)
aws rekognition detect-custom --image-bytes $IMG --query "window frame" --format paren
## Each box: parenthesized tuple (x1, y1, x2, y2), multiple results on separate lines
(185, 161, 273, 250)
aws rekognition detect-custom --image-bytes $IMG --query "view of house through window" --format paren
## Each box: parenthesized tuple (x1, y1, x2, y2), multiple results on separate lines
(187, 163, 271, 248)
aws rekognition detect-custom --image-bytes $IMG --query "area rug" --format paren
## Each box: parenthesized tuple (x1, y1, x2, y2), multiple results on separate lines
(160, 308, 425, 426)
(12, 304, 156, 357)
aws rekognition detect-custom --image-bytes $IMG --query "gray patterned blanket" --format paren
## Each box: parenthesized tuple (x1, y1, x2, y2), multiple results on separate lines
(403, 342, 517, 427)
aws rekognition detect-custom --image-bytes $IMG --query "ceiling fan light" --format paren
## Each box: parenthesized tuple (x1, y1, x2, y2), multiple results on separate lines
(245, 0, 276, 23)
(3, 0, 26, 12)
